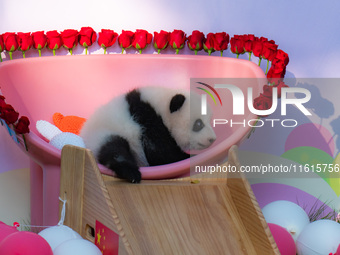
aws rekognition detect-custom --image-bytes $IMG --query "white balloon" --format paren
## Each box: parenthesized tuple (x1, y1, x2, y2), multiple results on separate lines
(38, 225, 82, 251)
(262, 200, 310, 242)
(297, 219, 340, 255)
(54, 239, 102, 255)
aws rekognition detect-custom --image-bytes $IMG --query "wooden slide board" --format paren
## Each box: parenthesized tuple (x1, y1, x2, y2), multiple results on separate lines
(59, 145, 279, 255)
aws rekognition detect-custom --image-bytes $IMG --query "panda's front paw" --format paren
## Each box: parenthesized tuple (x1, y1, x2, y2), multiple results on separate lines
(125, 168, 142, 184)
(113, 163, 142, 184)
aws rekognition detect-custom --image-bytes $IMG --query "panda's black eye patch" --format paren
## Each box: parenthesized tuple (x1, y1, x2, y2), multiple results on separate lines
(193, 119, 205, 132)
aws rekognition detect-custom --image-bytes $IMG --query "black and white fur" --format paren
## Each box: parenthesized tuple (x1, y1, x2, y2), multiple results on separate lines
(80, 86, 216, 183)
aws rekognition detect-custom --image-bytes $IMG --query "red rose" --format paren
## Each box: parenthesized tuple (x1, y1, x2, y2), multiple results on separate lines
(17, 32, 33, 53)
(46, 30, 62, 54)
(2, 33, 18, 60)
(244, 41, 252, 53)
(187, 30, 205, 54)
(262, 85, 273, 98)
(230, 37, 245, 56)
(0, 35, 3, 62)
(0, 34, 4, 52)
(243, 34, 255, 52)
(271, 58, 287, 73)
(15, 116, 30, 134)
(267, 66, 286, 85)
(0, 95, 6, 109)
(169, 30, 186, 53)
(132, 29, 152, 53)
(79, 27, 97, 48)
(3, 32, 18, 52)
(253, 94, 272, 111)
(275, 49, 289, 66)
(98, 29, 118, 52)
(252, 40, 263, 58)
(213, 32, 229, 52)
(268, 63, 286, 75)
(203, 33, 215, 55)
(258, 36, 269, 43)
(61, 29, 79, 52)
(261, 41, 278, 61)
(244, 34, 255, 41)
(261, 82, 289, 98)
(267, 66, 286, 77)
(0, 104, 19, 125)
(276, 81, 289, 98)
(32, 31, 47, 50)
(118, 30, 135, 51)
(153, 30, 170, 53)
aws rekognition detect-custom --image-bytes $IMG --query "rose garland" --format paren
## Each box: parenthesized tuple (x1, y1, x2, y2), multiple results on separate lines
(0, 27, 290, 139)
(0, 94, 30, 149)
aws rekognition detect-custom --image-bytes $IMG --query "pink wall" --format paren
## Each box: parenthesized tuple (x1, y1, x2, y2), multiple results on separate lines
(0, 125, 29, 174)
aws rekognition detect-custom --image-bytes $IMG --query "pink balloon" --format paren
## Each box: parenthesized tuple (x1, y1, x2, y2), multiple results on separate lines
(336, 243, 340, 254)
(268, 223, 296, 255)
(0, 222, 18, 243)
(0, 231, 53, 255)
(285, 123, 335, 157)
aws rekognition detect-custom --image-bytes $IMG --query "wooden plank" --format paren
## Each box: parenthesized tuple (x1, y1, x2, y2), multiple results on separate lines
(82, 147, 130, 254)
(227, 146, 280, 255)
(60, 146, 129, 254)
(59, 145, 86, 234)
(101, 148, 258, 254)
(105, 178, 257, 254)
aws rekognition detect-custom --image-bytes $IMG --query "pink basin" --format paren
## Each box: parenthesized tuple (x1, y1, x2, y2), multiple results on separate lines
(0, 54, 265, 226)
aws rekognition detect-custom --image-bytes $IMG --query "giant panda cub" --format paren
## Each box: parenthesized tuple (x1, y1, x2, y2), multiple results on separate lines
(80, 86, 216, 183)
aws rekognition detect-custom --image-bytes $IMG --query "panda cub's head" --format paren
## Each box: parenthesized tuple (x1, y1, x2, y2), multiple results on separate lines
(147, 87, 216, 152)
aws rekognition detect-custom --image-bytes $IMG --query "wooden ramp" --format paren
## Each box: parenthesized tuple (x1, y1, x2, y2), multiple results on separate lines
(59, 145, 279, 255)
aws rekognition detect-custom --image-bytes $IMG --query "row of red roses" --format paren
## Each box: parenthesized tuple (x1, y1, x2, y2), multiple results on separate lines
(252, 35, 289, 112)
(0, 28, 290, 86)
(0, 95, 30, 134)
(0, 28, 289, 79)
(209, 33, 290, 112)
(0, 28, 229, 59)
(0, 27, 290, 84)
(0, 28, 288, 66)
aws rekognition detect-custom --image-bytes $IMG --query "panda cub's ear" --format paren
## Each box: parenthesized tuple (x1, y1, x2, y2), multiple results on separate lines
(170, 94, 186, 113)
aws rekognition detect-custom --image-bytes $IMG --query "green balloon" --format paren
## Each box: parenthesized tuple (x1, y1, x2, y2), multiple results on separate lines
(281, 146, 334, 184)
